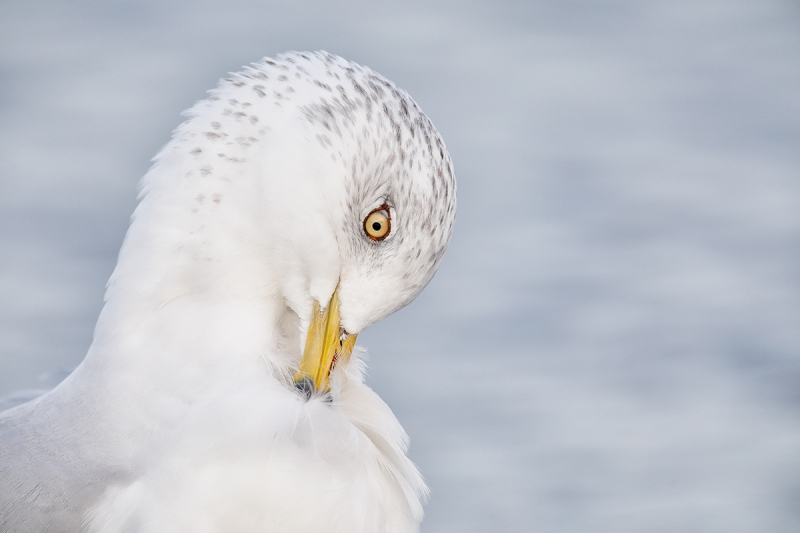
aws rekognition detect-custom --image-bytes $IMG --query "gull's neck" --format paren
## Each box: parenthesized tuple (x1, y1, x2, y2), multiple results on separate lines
(68, 143, 303, 425)
(49, 77, 341, 435)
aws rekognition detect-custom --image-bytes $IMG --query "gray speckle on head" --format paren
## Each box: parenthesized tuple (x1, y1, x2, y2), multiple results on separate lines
(170, 52, 455, 300)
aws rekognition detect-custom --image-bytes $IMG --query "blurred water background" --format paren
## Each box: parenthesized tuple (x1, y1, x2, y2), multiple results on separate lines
(1, 1, 799, 531)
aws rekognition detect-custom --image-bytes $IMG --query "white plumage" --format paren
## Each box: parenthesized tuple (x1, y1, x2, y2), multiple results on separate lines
(0, 52, 456, 533)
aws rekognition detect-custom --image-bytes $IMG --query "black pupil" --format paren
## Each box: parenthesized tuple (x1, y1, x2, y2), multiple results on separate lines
(372, 222, 382, 231)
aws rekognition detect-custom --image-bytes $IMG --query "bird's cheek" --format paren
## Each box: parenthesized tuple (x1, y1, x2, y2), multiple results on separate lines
(337, 279, 404, 335)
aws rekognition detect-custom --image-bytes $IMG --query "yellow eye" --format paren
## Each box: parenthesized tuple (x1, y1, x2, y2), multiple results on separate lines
(364, 206, 391, 240)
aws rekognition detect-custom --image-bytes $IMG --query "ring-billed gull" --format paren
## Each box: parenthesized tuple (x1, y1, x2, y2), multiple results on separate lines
(0, 51, 456, 533)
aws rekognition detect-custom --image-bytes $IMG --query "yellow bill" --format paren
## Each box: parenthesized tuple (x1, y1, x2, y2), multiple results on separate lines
(293, 287, 357, 397)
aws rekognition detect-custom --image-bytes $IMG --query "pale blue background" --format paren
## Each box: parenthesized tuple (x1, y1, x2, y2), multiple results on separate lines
(1, 1, 799, 531)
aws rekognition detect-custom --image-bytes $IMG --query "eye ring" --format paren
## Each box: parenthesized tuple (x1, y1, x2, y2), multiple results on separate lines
(363, 204, 391, 241)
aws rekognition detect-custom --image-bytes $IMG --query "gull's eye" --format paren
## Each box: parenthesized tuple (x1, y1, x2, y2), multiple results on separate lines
(364, 206, 391, 241)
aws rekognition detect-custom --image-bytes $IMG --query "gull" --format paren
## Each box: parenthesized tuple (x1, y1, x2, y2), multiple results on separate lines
(0, 51, 456, 533)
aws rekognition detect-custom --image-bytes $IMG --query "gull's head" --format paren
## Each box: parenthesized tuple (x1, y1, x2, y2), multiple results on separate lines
(121, 52, 455, 393)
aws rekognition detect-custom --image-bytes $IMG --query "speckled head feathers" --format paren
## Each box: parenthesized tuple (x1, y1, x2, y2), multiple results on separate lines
(126, 51, 456, 336)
